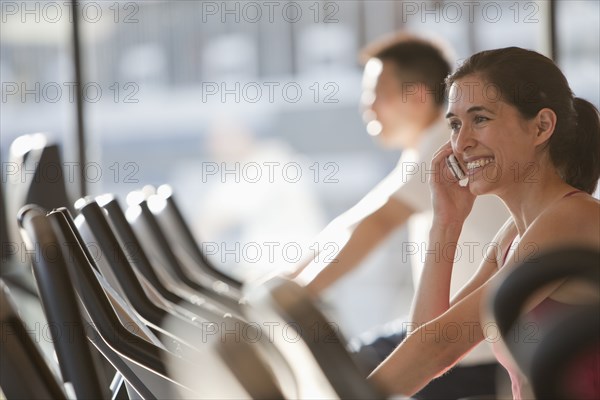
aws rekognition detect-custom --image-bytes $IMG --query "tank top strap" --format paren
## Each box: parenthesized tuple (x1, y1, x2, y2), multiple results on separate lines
(563, 190, 584, 198)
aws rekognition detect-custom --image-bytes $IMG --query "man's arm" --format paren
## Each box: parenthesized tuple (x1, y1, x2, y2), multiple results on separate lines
(296, 197, 415, 295)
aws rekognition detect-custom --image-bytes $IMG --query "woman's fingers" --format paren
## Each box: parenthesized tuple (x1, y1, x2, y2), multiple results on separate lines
(431, 140, 454, 161)
(428, 141, 475, 225)
(431, 141, 460, 184)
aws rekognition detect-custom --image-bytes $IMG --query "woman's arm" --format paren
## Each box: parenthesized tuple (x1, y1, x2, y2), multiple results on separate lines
(368, 223, 539, 397)
(369, 196, 599, 397)
(369, 282, 489, 396)
(409, 142, 477, 327)
(408, 221, 462, 328)
(449, 218, 516, 306)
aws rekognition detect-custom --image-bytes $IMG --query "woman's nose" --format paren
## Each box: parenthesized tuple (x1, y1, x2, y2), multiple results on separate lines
(454, 125, 476, 154)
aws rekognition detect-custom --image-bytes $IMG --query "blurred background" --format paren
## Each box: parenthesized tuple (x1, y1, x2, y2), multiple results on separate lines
(1, 0, 599, 339)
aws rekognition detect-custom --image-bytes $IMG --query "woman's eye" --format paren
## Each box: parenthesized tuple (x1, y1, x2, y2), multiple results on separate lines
(474, 115, 489, 123)
(448, 121, 461, 132)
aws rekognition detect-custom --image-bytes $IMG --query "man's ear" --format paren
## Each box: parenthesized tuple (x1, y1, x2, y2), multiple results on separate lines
(533, 108, 557, 146)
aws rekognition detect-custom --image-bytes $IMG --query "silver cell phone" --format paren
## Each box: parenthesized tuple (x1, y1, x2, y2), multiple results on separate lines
(446, 154, 466, 180)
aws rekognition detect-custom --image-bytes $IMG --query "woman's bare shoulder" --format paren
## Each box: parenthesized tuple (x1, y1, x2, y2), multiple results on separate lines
(545, 193, 599, 224)
(530, 193, 600, 249)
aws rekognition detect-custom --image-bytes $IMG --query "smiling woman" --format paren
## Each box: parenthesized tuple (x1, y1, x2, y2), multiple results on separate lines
(444, 78, 562, 198)
(367, 47, 600, 400)
(446, 47, 600, 196)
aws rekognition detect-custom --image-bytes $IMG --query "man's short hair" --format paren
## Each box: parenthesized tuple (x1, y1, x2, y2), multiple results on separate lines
(360, 33, 453, 107)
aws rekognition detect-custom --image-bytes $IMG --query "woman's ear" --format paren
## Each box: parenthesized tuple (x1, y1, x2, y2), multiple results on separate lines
(533, 108, 557, 146)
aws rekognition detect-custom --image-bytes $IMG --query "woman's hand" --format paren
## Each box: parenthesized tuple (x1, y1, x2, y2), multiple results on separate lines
(429, 141, 476, 226)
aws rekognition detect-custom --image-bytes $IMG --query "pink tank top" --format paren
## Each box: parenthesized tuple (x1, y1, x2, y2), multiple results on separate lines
(493, 190, 599, 399)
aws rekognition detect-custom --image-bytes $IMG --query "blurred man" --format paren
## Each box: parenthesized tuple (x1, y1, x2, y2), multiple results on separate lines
(293, 34, 509, 399)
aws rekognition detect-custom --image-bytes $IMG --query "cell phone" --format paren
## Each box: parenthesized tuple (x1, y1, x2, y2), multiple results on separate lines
(446, 154, 466, 181)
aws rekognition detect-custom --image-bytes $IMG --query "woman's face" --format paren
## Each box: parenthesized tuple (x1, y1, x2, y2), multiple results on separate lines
(446, 74, 541, 196)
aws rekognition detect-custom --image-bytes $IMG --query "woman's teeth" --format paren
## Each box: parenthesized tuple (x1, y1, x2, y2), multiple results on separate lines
(467, 158, 494, 170)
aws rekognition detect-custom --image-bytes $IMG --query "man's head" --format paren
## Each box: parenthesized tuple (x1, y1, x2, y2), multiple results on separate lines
(361, 34, 452, 149)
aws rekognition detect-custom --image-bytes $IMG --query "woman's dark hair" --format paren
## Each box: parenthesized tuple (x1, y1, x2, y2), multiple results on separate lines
(446, 47, 600, 194)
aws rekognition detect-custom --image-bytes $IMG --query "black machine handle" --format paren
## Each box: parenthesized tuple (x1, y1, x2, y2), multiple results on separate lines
(18, 205, 109, 400)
